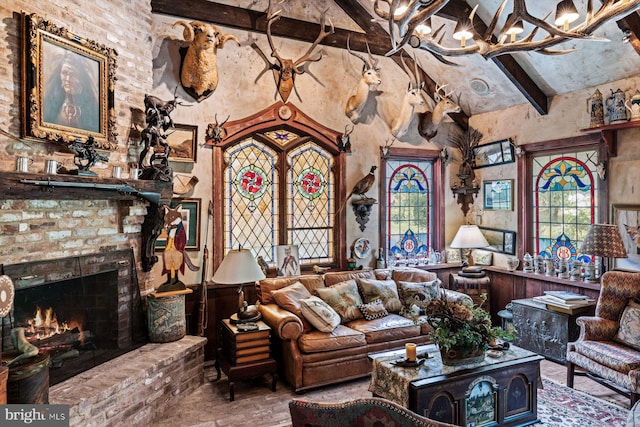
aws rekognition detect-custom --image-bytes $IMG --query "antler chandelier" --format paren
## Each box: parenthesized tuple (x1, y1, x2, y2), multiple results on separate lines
(373, 0, 640, 61)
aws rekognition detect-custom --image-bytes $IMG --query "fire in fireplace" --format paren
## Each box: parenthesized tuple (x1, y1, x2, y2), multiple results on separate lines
(1, 249, 147, 385)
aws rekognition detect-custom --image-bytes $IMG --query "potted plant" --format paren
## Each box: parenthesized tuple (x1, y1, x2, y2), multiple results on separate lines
(426, 293, 514, 365)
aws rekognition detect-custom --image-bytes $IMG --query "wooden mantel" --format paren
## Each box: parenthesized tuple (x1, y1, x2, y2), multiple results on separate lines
(0, 171, 173, 272)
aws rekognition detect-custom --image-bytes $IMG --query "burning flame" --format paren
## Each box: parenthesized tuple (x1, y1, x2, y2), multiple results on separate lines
(26, 306, 72, 340)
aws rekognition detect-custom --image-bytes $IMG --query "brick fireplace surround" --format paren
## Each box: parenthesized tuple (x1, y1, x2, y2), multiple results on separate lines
(0, 172, 207, 426)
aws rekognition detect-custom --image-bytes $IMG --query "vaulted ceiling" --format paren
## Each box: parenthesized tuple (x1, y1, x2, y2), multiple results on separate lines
(151, 0, 640, 122)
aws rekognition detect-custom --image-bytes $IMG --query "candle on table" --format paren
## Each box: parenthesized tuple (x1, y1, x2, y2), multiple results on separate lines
(405, 343, 417, 362)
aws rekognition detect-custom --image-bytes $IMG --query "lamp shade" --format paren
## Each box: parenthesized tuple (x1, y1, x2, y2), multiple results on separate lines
(554, 0, 579, 27)
(505, 13, 524, 36)
(450, 225, 490, 249)
(453, 17, 473, 41)
(579, 224, 628, 258)
(212, 248, 266, 284)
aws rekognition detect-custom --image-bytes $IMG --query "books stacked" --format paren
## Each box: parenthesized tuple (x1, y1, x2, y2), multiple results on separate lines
(222, 319, 271, 365)
(533, 291, 596, 314)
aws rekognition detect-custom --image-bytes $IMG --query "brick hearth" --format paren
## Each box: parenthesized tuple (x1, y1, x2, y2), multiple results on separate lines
(50, 336, 206, 427)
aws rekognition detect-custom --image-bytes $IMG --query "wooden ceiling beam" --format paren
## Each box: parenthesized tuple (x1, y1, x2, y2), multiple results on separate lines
(618, 12, 640, 56)
(440, 1, 549, 115)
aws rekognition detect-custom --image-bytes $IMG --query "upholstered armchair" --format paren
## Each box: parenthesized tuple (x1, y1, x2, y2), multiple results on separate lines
(566, 271, 640, 407)
(289, 397, 456, 427)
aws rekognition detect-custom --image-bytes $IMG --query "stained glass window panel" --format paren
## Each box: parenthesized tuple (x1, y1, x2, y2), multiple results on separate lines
(385, 160, 433, 257)
(287, 142, 334, 264)
(532, 151, 598, 261)
(224, 138, 279, 263)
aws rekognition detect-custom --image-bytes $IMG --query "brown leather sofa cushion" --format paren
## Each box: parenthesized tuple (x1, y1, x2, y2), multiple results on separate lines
(392, 268, 438, 283)
(257, 275, 324, 304)
(271, 282, 314, 332)
(298, 325, 366, 353)
(324, 270, 375, 287)
(347, 314, 420, 344)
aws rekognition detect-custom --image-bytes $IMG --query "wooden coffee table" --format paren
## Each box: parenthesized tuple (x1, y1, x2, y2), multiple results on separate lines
(369, 344, 543, 427)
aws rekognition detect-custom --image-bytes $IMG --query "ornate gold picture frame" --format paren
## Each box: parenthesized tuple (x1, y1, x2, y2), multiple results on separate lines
(21, 12, 117, 149)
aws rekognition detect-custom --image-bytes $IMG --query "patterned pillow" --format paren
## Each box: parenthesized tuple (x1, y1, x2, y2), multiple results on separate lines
(357, 278, 403, 313)
(271, 281, 313, 332)
(397, 279, 441, 313)
(300, 296, 341, 333)
(358, 299, 389, 321)
(315, 279, 364, 323)
(615, 299, 640, 351)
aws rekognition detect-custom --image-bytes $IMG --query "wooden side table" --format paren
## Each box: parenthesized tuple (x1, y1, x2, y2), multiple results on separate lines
(215, 319, 277, 401)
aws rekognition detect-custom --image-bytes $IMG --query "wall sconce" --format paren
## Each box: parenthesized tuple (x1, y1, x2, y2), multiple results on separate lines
(451, 165, 479, 216)
(352, 197, 377, 232)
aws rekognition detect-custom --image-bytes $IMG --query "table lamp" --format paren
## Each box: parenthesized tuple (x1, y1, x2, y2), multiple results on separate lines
(212, 246, 266, 323)
(579, 224, 628, 283)
(450, 224, 490, 269)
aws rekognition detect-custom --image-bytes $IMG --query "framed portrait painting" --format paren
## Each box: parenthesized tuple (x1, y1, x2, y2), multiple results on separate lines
(612, 204, 640, 272)
(21, 12, 117, 149)
(155, 199, 201, 251)
(276, 245, 300, 277)
(167, 124, 198, 162)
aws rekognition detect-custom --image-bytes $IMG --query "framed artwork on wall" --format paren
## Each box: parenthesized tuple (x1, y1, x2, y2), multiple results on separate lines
(478, 226, 516, 255)
(483, 180, 513, 211)
(155, 198, 201, 251)
(276, 245, 300, 277)
(167, 124, 198, 162)
(21, 12, 117, 149)
(612, 204, 640, 272)
(472, 139, 515, 169)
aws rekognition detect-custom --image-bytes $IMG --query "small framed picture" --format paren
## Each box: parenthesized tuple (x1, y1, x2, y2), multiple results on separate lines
(155, 198, 201, 251)
(472, 249, 493, 266)
(276, 245, 300, 277)
(483, 180, 513, 211)
(446, 248, 461, 264)
(612, 204, 640, 272)
(166, 124, 198, 162)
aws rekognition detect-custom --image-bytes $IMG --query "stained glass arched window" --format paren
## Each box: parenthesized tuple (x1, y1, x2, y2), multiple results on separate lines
(532, 150, 599, 262)
(222, 129, 337, 268)
(385, 159, 433, 260)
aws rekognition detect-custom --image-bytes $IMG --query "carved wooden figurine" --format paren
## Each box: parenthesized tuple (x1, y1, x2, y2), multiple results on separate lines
(158, 204, 200, 292)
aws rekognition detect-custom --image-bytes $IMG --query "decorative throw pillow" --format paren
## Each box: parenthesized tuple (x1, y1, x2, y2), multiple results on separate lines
(397, 279, 441, 313)
(615, 299, 640, 351)
(299, 296, 341, 333)
(357, 278, 403, 313)
(271, 281, 313, 332)
(315, 279, 364, 323)
(358, 298, 389, 321)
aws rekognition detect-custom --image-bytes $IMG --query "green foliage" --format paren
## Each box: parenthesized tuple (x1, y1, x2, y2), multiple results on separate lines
(427, 293, 515, 355)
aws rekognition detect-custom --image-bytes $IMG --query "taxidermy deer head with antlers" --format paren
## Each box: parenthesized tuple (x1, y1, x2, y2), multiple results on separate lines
(390, 52, 427, 138)
(344, 35, 381, 123)
(252, 0, 334, 102)
(418, 84, 461, 140)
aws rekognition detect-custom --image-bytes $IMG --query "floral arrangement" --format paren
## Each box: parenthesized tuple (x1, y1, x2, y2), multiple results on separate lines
(426, 293, 513, 362)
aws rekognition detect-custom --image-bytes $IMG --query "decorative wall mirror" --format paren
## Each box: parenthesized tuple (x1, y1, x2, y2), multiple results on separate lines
(478, 226, 516, 255)
(472, 139, 515, 169)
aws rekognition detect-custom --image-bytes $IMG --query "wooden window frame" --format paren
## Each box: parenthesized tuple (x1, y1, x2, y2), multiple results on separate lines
(517, 133, 608, 258)
(378, 146, 445, 256)
(210, 103, 346, 273)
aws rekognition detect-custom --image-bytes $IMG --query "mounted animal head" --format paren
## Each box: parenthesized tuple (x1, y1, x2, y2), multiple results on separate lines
(418, 83, 461, 140)
(390, 52, 427, 138)
(337, 123, 354, 152)
(344, 35, 381, 123)
(253, 0, 334, 102)
(172, 20, 240, 101)
(205, 113, 230, 145)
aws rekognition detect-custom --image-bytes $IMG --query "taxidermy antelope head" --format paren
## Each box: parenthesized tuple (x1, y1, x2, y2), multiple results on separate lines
(253, 0, 334, 102)
(344, 35, 381, 123)
(418, 83, 461, 140)
(390, 52, 427, 138)
(205, 113, 230, 145)
(172, 20, 240, 101)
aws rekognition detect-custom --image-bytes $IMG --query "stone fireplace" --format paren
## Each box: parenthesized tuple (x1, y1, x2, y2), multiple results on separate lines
(2, 249, 146, 385)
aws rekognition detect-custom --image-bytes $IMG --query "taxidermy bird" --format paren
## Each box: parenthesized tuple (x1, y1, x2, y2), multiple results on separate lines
(347, 165, 377, 200)
(158, 204, 200, 292)
(337, 165, 377, 214)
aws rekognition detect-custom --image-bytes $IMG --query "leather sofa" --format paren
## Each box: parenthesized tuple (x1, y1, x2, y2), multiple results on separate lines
(256, 268, 470, 392)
